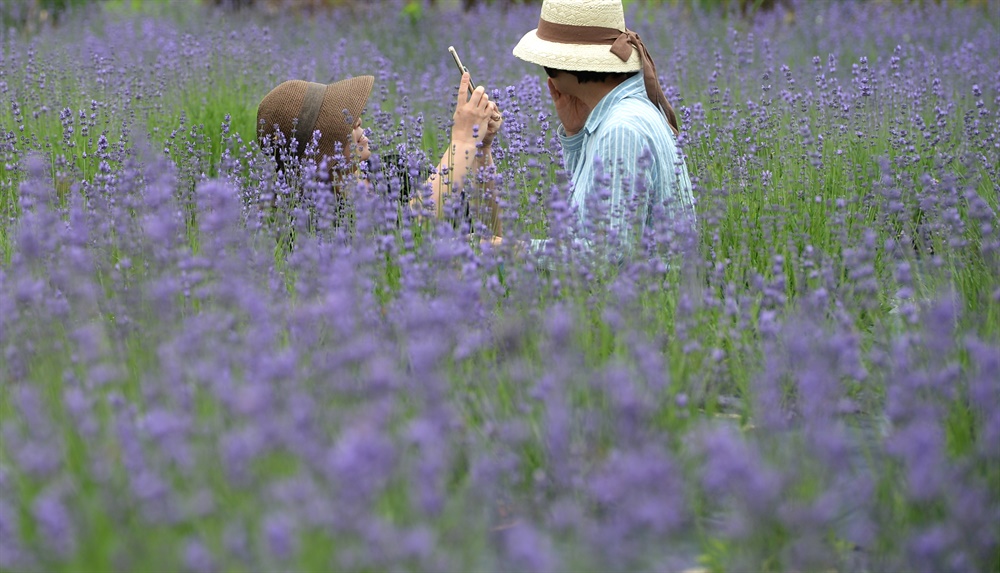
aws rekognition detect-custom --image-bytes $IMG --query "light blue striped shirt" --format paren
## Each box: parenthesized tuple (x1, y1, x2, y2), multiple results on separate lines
(533, 72, 694, 265)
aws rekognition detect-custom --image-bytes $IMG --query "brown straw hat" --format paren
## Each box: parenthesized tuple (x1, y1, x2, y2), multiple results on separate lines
(256, 75, 374, 168)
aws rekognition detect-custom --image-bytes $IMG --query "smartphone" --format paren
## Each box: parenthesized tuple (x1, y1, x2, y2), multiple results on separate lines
(448, 46, 477, 97)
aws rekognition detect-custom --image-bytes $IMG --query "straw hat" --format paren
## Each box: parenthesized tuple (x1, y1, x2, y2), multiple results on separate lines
(256, 75, 374, 166)
(512, 0, 641, 73)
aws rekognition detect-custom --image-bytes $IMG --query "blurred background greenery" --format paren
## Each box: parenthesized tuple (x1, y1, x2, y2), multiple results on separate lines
(1, 0, 994, 35)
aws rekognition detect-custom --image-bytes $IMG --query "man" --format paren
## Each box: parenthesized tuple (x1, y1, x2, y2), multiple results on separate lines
(511, 0, 695, 261)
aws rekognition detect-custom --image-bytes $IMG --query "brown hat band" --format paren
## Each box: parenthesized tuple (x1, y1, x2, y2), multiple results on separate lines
(297, 82, 328, 156)
(536, 18, 679, 135)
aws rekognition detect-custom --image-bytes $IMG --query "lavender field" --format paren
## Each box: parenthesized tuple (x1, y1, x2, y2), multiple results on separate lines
(0, 0, 998, 571)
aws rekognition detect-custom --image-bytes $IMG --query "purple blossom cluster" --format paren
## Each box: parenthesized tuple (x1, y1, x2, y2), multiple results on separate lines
(1, 0, 998, 571)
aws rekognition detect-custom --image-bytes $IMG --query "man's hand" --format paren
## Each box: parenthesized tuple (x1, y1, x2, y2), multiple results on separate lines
(548, 77, 589, 136)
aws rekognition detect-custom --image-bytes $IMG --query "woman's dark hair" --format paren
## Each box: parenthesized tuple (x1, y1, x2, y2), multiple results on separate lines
(544, 66, 637, 84)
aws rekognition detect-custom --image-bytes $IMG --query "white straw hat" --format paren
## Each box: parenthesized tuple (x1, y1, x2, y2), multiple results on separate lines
(512, 0, 681, 135)
(512, 0, 641, 73)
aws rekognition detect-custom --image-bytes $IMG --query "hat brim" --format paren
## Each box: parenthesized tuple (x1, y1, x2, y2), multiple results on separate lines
(313, 75, 373, 159)
(513, 29, 641, 73)
(325, 75, 374, 126)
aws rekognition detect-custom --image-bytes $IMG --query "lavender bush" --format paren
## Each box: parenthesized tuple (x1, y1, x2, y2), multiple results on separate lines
(1, 0, 998, 571)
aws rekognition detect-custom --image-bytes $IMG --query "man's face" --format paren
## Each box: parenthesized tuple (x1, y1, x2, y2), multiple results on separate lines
(546, 68, 580, 98)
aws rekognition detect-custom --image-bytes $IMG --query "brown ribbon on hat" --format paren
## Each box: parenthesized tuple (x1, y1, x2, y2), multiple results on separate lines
(536, 18, 679, 135)
(296, 82, 328, 156)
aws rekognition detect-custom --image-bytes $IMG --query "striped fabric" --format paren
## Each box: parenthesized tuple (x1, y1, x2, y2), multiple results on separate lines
(532, 72, 695, 265)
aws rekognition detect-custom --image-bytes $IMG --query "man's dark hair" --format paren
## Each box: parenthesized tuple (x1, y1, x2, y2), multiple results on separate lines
(544, 66, 637, 84)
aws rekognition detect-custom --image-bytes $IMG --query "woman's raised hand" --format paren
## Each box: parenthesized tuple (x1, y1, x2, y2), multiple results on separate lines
(452, 72, 496, 147)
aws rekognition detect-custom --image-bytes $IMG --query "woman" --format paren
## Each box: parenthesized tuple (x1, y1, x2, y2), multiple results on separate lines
(256, 72, 502, 231)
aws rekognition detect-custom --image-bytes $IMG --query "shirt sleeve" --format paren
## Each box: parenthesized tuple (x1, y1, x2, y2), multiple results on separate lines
(527, 124, 652, 270)
(587, 123, 655, 256)
(558, 124, 585, 176)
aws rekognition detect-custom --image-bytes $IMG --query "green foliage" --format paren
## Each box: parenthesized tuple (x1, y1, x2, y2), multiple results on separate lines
(401, 0, 424, 24)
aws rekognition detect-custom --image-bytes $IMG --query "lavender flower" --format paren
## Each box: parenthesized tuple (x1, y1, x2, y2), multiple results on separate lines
(0, 1, 996, 571)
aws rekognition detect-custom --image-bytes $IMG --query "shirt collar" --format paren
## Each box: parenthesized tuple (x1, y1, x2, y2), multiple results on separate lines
(581, 73, 647, 136)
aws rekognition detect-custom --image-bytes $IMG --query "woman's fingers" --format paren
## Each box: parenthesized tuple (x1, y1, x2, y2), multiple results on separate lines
(487, 101, 502, 123)
(471, 86, 488, 109)
(457, 72, 472, 105)
(457, 73, 487, 106)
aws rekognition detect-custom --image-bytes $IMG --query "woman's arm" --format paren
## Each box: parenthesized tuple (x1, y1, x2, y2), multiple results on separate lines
(475, 111, 503, 237)
(420, 73, 499, 221)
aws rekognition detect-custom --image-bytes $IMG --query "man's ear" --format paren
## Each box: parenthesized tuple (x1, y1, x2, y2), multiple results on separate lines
(547, 77, 562, 100)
